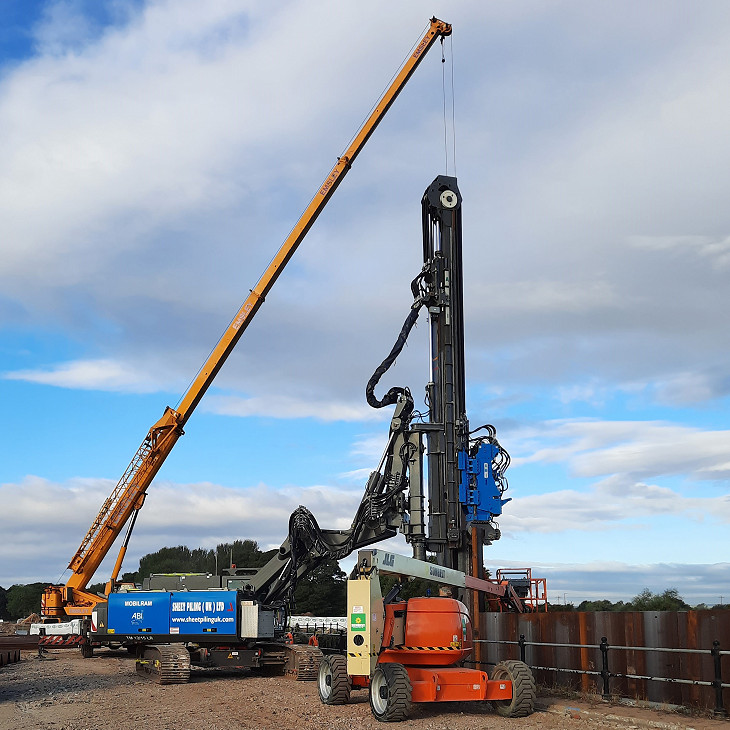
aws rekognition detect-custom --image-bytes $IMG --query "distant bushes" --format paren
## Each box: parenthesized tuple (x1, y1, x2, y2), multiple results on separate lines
(553, 588, 728, 612)
(0, 583, 46, 620)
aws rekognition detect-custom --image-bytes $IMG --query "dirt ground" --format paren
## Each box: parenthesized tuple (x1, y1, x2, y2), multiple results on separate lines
(0, 648, 726, 730)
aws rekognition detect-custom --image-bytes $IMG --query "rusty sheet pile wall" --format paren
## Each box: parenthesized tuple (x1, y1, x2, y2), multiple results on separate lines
(480, 610, 730, 711)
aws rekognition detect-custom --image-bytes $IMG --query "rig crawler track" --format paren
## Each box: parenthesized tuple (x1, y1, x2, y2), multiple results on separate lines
(137, 644, 191, 684)
(285, 644, 323, 680)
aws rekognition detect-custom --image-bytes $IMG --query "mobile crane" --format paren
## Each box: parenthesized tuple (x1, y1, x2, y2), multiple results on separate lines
(40, 17, 455, 625)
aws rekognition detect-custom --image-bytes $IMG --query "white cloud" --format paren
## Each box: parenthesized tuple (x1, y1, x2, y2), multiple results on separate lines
(350, 434, 390, 461)
(629, 234, 730, 270)
(3, 358, 165, 392)
(0, 474, 364, 586)
(2, 356, 390, 421)
(649, 370, 730, 407)
(500, 475, 730, 536)
(477, 280, 621, 314)
(482, 418, 730, 570)
(2, 1, 730, 408)
(203, 394, 384, 422)
(510, 419, 730, 481)
(3, 472, 727, 605)
(338, 468, 373, 484)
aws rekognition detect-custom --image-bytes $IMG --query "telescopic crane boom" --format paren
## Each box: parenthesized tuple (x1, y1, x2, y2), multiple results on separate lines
(42, 18, 453, 620)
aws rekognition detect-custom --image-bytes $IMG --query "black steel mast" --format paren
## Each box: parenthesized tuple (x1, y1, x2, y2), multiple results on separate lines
(420, 176, 470, 574)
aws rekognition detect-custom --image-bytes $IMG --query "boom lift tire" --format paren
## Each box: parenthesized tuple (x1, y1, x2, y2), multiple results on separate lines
(80, 643, 93, 659)
(490, 660, 536, 717)
(369, 662, 412, 722)
(317, 654, 351, 705)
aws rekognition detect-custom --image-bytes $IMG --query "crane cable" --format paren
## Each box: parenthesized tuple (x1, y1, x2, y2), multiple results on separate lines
(440, 35, 457, 177)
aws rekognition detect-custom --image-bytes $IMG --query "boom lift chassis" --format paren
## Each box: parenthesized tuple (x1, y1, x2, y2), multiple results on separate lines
(317, 549, 536, 722)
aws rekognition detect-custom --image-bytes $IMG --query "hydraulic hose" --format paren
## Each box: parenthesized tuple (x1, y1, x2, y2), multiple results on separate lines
(366, 306, 421, 409)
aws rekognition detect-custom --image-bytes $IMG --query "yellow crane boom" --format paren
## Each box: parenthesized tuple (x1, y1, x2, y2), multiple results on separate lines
(42, 17, 453, 619)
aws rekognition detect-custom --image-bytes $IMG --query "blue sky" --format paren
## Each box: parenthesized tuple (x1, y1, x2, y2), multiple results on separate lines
(1, 0, 729, 606)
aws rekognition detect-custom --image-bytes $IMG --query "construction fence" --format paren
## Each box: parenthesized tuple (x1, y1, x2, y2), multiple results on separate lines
(476, 610, 730, 714)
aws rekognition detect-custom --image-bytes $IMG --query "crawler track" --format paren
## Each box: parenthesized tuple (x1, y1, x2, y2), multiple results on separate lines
(136, 644, 191, 684)
(285, 644, 322, 680)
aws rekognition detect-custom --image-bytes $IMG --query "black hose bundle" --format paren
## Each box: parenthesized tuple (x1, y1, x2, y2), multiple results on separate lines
(365, 306, 421, 409)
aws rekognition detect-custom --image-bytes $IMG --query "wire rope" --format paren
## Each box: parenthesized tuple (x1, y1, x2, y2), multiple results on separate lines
(450, 34, 457, 176)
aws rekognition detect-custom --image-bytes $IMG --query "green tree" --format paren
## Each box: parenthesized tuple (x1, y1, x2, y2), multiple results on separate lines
(0, 586, 9, 620)
(138, 545, 215, 578)
(293, 558, 347, 616)
(6, 583, 46, 619)
(576, 599, 628, 612)
(134, 540, 276, 582)
(629, 588, 690, 611)
(216, 540, 273, 570)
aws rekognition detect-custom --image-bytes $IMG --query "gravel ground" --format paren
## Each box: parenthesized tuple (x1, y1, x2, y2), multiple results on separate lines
(0, 648, 724, 730)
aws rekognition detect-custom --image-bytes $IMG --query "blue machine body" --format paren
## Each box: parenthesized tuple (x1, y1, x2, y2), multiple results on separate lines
(458, 443, 510, 523)
(108, 590, 238, 637)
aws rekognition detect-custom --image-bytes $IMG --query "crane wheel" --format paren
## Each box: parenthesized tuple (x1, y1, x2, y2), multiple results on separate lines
(491, 659, 536, 717)
(369, 662, 412, 722)
(318, 654, 351, 705)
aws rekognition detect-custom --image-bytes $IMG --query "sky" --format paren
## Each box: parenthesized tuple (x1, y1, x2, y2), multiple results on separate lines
(0, 0, 729, 607)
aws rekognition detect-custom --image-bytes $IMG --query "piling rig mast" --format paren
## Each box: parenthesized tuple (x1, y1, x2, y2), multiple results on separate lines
(202, 178, 513, 612)
(365, 176, 511, 579)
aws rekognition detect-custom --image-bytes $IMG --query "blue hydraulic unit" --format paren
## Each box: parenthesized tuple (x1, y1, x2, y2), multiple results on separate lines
(458, 441, 511, 525)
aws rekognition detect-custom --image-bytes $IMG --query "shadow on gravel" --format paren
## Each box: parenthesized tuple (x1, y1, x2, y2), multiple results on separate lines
(314, 688, 508, 719)
(0, 656, 136, 704)
(397, 698, 504, 722)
